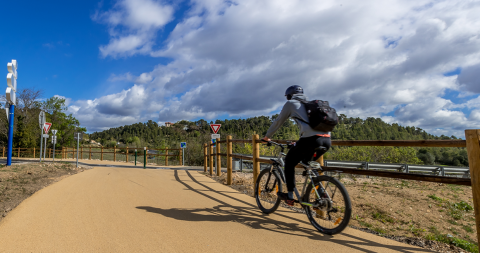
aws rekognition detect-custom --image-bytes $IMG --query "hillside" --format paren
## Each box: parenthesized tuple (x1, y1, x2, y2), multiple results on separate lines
(89, 115, 467, 167)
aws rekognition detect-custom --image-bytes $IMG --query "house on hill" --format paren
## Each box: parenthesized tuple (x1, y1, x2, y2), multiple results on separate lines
(165, 122, 173, 127)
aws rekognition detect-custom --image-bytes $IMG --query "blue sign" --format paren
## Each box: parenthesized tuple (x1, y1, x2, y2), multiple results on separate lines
(180, 142, 187, 148)
(212, 139, 216, 147)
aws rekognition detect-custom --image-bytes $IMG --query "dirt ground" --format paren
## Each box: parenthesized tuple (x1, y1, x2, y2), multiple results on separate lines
(0, 161, 92, 223)
(205, 171, 479, 253)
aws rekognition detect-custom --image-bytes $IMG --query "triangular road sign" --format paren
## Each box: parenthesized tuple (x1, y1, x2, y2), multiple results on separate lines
(210, 124, 221, 134)
(44, 122, 52, 134)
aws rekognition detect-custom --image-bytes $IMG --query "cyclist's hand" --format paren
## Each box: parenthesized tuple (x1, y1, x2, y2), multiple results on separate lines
(261, 137, 271, 143)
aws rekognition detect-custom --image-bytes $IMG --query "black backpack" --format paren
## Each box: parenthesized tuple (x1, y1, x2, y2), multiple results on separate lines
(293, 98, 338, 132)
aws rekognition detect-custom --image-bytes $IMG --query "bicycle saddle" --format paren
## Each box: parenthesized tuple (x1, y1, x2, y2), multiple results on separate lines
(308, 146, 328, 162)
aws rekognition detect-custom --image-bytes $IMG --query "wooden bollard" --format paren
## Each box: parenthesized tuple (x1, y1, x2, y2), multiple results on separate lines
(252, 134, 260, 185)
(126, 147, 129, 163)
(101, 146, 104, 161)
(114, 146, 116, 162)
(466, 129, 480, 243)
(165, 147, 169, 166)
(204, 143, 207, 172)
(216, 138, 221, 176)
(227, 135, 233, 185)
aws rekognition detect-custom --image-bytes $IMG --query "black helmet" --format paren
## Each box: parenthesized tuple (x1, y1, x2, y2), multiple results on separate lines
(285, 85, 303, 96)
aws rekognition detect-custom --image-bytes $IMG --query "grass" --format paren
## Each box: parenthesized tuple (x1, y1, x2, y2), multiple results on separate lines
(425, 233, 479, 253)
(427, 194, 473, 220)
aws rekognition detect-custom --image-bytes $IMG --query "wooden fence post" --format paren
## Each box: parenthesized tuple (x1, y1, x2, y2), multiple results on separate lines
(165, 147, 169, 166)
(209, 141, 214, 176)
(89, 147, 92, 160)
(101, 146, 104, 161)
(49, 148, 51, 159)
(216, 138, 221, 176)
(465, 129, 480, 244)
(33, 147, 35, 158)
(252, 134, 260, 185)
(18, 147, 20, 158)
(2, 147, 4, 157)
(204, 143, 207, 172)
(126, 147, 129, 163)
(227, 135, 232, 185)
(114, 146, 116, 162)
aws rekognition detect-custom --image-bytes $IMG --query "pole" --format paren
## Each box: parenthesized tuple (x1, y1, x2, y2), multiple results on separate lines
(6, 104, 14, 166)
(216, 137, 221, 176)
(53, 141, 55, 162)
(144, 147, 146, 169)
(227, 135, 232, 185)
(39, 123, 43, 162)
(209, 141, 214, 176)
(135, 149, 137, 166)
(76, 133, 79, 167)
(182, 148, 185, 166)
(43, 135, 47, 161)
(252, 134, 260, 184)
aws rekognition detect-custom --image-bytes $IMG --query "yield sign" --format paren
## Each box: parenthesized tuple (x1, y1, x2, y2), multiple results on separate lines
(210, 124, 221, 134)
(43, 122, 52, 134)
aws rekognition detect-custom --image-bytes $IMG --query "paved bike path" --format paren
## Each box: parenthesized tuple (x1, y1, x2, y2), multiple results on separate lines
(0, 164, 430, 252)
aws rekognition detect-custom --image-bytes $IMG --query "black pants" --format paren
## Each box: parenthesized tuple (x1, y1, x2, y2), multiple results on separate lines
(284, 136, 331, 192)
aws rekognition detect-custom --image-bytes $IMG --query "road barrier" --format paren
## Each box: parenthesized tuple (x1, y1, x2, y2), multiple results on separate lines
(204, 130, 480, 243)
(1, 146, 183, 166)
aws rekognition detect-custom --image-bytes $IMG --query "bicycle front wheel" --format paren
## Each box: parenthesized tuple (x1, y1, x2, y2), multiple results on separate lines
(303, 175, 351, 235)
(255, 169, 283, 214)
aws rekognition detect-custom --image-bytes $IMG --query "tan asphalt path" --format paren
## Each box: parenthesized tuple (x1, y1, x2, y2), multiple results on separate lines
(0, 162, 431, 252)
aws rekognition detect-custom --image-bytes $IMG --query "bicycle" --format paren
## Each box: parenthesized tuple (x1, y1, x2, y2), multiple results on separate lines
(254, 141, 352, 235)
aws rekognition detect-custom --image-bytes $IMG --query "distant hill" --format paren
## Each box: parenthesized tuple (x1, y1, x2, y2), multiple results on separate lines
(89, 114, 466, 166)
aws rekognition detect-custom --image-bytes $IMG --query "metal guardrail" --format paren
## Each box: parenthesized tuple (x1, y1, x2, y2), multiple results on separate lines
(323, 160, 470, 178)
(229, 152, 470, 178)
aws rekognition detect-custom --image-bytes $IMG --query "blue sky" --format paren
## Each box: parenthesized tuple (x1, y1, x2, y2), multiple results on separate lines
(2, 0, 480, 138)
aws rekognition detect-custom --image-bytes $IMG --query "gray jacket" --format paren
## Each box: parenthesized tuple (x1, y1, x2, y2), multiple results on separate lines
(265, 94, 329, 138)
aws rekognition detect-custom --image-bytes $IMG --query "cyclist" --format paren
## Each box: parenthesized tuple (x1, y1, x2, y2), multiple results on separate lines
(261, 85, 331, 206)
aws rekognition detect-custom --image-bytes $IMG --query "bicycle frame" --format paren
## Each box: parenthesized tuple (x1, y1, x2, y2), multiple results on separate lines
(268, 142, 332, 208)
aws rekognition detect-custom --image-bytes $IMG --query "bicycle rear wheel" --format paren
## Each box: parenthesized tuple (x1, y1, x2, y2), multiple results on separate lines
(255, 169, 283, 214)
(303, 175, 351, 235)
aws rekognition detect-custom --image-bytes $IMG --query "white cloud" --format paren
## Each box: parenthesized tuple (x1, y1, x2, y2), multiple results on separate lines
(76, 0, 480, 137)
(93, 0, 174, 58)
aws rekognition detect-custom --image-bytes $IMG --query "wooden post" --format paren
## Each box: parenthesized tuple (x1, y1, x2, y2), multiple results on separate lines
(227, 135, 233, 185)
(18, 147, 20, 158)
(114, 146, 116, 162)
(89, 147, 92, 160)
(101, 146, 104, 161)
(165, 147, 169, 166)
(126, 147, 129, 163)
(49, 148, 51, 159)
(252, 134, 260, 184)
(465, 129, 480, 243)
(3, 147, 4, 157)
(33, 147, 35, 158)
(209, 141, 214, 176)
(204, 143, 207, 172)
(216, 138, 221, 176)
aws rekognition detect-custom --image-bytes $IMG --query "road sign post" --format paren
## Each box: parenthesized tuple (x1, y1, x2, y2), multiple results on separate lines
(74, 132, 82, 168)
(6, 60, 17, 166)
(52, 130, 57, 162)
(43, 123, 52, 161)
(180, 142, 186, 166)
(39, 111, 46, 162)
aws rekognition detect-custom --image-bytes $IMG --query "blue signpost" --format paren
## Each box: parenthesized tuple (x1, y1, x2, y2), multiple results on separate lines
(6, 60, 18, 166)
(180, 142, 186, 166)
